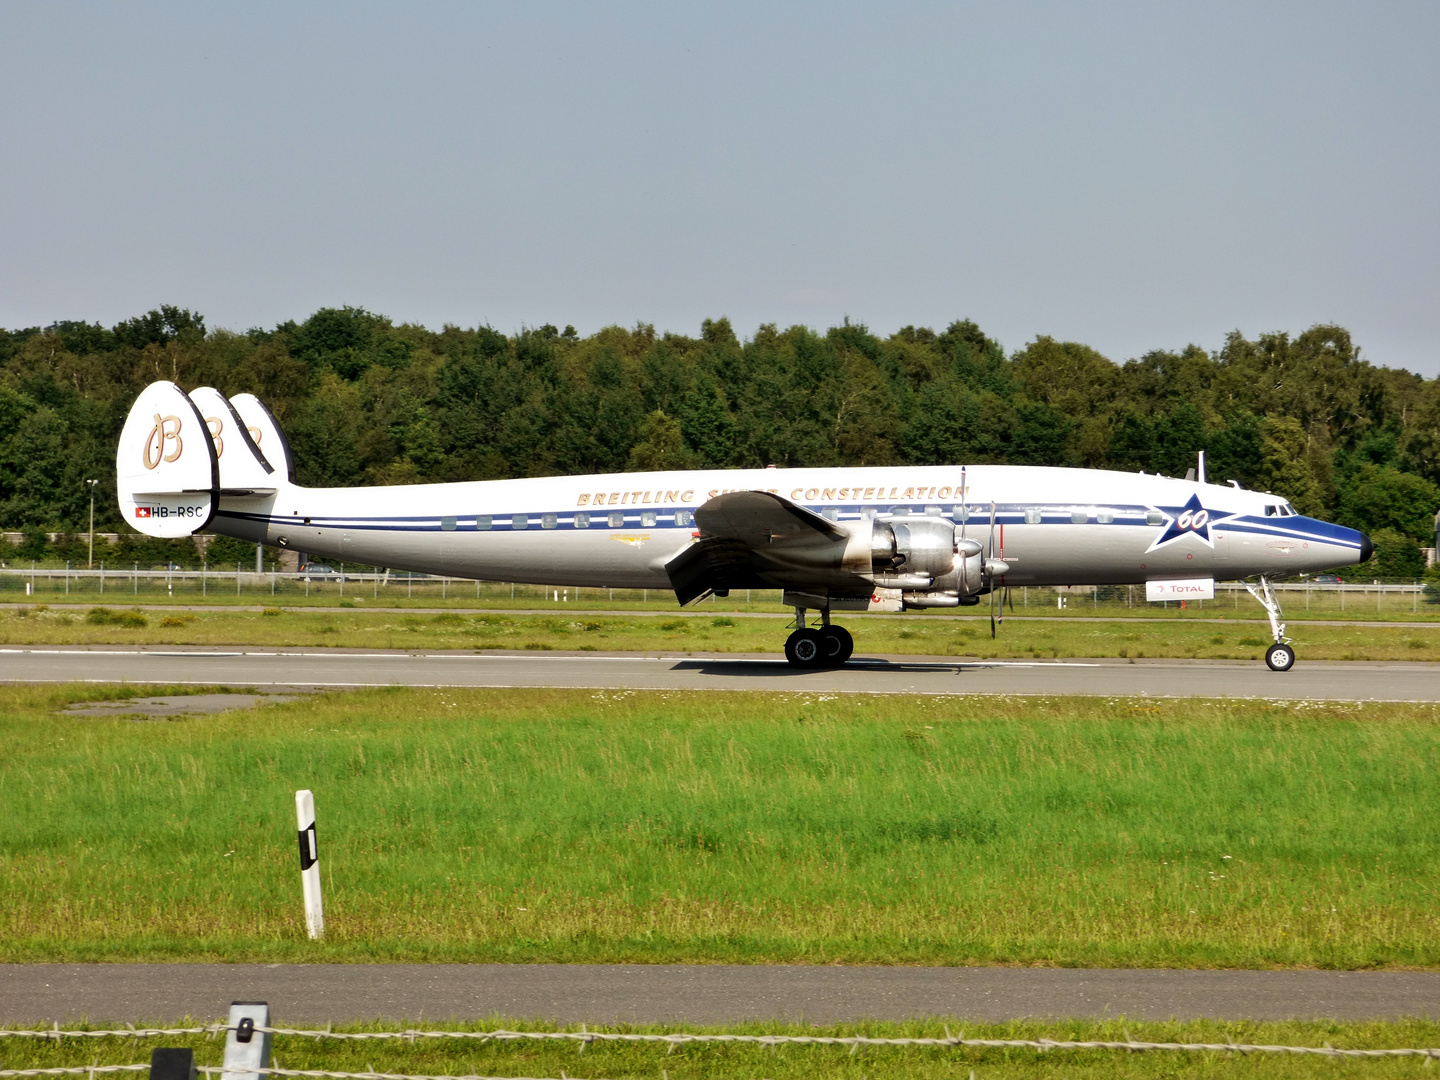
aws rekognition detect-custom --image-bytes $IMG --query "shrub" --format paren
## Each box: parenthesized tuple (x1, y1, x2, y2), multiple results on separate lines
(87, 607, 148, 628)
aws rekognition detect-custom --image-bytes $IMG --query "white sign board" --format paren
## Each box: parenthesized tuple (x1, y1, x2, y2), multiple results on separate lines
(1146, 577, 1215, 602)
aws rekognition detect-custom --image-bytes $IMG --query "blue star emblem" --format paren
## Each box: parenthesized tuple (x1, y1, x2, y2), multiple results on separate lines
(1145, 493, 1215, 552)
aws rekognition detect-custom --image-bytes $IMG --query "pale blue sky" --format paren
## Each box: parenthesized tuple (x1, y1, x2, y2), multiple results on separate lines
(2, 2, 1437, 373)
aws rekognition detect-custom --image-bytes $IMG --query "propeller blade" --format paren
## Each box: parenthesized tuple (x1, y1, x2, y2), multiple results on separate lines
(960, 465, 967, 541)
(984, 501, 996, 642)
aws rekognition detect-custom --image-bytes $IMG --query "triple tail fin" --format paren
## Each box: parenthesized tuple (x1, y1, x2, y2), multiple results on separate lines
(118, 381, 296, 538)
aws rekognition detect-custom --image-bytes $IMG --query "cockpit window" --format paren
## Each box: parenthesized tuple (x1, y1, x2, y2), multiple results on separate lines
(1264, 504, 1278, 516)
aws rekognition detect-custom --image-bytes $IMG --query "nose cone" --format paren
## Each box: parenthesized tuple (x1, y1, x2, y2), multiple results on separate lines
(1359, 532, 1374, 562)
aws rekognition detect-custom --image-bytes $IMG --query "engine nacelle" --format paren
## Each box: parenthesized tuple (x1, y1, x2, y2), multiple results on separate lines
(869, 516, 984, 600)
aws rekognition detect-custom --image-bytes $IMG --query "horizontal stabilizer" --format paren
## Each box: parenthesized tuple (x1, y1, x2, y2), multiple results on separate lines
(188, 386, 278, 497)
(116, 381, 218, 537)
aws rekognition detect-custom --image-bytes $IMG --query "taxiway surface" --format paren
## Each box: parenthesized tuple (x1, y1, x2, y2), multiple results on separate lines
(5, 964, 1439, 1024)
(2, 646, 1438, 700)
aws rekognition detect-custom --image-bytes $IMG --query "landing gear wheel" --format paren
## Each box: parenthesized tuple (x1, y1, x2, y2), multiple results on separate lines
(785, 628, 825, 667)
(1265, 643, 1295, 672)
(819, 625, 854, 666)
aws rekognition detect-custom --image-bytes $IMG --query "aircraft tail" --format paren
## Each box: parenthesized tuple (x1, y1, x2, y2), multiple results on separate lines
(118, 381, 294, 538)
(117, 381, 220, 537)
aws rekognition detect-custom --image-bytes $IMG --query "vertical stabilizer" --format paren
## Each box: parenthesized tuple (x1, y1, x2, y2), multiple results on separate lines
(188, 386, 278, 495)
(229, 393, 297, 485)
(116, 381, 219, 536)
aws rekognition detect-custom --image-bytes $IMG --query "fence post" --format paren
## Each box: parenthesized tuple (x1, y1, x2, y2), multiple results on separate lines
(295, 789, 324, 939)
(150, 1048, 195, 1080)
(223, 1001, 272, 1080)
(237, 562, 242, 596)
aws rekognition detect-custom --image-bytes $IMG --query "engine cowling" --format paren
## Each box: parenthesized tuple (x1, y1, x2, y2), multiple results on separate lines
(869, 516, 983, 602)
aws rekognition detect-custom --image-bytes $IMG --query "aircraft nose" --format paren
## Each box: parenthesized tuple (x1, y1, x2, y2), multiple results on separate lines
(1359, 532, 1374, 562)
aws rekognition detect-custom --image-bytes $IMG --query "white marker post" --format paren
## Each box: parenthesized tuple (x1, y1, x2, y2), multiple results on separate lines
(295, 789, 324, 938)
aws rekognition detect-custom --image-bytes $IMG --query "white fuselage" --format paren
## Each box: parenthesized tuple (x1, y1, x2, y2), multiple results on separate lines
(209, 464, 1367, 595)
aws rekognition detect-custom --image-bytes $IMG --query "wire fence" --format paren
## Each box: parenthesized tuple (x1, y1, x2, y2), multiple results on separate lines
(4, 1023, 1440, 1063)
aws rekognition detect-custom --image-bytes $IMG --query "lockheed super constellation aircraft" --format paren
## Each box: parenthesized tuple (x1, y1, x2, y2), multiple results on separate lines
(118, 381, 1372, 671)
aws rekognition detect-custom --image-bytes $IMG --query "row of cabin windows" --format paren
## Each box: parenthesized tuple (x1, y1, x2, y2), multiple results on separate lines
(470, 510, 695, 531)
(453, 505, 1192, 531)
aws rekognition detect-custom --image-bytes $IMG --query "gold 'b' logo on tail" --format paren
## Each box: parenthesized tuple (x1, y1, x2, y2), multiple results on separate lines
(143, 414, 183, 470)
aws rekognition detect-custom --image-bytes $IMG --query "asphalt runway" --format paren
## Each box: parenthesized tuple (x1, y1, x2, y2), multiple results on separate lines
(3, 645, 1439, 700)
(5, 964, 1439, 1024)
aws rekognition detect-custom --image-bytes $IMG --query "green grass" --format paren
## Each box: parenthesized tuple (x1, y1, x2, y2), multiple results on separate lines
(2, 603, 1440, 661)
(4, 686, 1440, 967)
(8, 1020, 1440, 1079)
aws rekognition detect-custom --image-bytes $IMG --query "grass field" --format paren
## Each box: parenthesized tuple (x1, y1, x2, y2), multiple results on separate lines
(2, 603, 1439, 661)
(4, 570, 1437, 621)
(4, 685, 1439, 968)
(8, 1020, 1440, 1079)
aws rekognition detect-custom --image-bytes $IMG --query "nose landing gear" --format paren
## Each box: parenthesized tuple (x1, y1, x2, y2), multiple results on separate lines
(784, 608, 854, 668)
(1245, 576, 1296, 671)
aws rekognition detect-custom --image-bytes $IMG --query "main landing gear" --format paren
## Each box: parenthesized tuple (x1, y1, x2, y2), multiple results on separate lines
(784, 608, 854, 668)
(1245, 575, 1295, 672)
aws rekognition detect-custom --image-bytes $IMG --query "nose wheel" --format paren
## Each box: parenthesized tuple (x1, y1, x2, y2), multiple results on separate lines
(1245, 576, 1296, 672)
(1265, 643, 1295, 672)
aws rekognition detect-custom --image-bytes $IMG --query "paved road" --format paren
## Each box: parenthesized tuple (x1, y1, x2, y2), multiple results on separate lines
(4, 964, 1437, 1024)
(3, 646, 1438, 701)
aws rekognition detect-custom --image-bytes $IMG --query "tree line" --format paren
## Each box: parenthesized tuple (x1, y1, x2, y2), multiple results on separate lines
(1, 305, 1437, 578)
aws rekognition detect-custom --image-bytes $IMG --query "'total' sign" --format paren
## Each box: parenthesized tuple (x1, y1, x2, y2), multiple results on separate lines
(1145, 577, 1215, 602)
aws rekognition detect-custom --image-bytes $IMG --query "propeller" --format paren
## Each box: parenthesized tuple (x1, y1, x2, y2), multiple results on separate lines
(988, 501, 997, 638)
(959, 465, 968, 542)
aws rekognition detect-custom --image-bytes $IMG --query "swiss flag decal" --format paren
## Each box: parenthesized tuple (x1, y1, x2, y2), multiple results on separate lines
(135, 506, 152, 518)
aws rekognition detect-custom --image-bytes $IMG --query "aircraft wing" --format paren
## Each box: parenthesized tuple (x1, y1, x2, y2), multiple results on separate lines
(665, 490, 869, 605)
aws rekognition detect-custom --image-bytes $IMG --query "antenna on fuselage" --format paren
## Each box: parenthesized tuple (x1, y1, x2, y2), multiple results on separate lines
(1198, 451, 1206, 484)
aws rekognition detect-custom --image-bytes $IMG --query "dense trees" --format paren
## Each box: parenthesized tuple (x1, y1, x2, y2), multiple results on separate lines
(1, 306, 1437, 570)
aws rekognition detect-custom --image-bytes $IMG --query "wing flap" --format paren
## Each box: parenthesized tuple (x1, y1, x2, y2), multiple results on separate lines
(666, 490, 867, 605)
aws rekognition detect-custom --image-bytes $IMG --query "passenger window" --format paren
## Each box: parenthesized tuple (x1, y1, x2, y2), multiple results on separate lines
(475, 515, 492, 531)
(1097, 510, 1114, 524)
(822, 507, 840, 521)
(1070, 510, 1088, 524)
(924, 505, 943, 517)
(574, 512, 590, 529)
(1024, 508, 1042, 524)
(952, 506, 969, 522)
(541, 513, 558, 529)
(890, 506, 910, 516)
(441, 516, 457, 532)
(675, 510, 693, 527)
(1146, 510, 1164, 525)
(608, 512, 624, 528)
(641, 511, 657, 527)
(512, 513, 529, 530)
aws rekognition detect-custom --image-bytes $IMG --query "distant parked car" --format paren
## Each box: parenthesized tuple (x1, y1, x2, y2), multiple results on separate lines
(300, 563, 345, 582)
(1312, 573, 1344, 584)
(153, 562, 185, 571)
